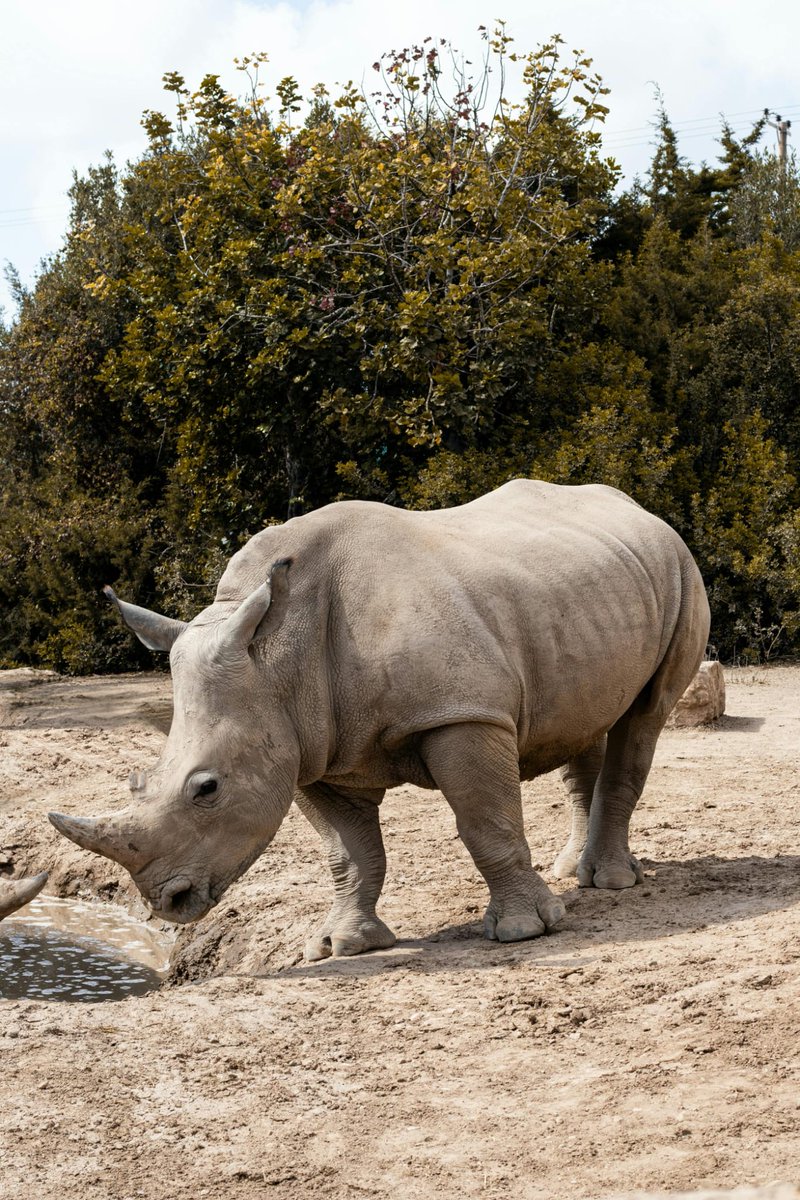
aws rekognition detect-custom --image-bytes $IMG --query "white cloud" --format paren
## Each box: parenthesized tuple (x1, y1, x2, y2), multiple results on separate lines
(2, 0, 799, 317)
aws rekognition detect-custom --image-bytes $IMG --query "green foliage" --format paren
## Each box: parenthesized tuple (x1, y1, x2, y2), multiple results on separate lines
(3, 28, 800, 668)
(647, 103, 719, 239)
(729, 150, 800, 249)
(0, 481, 157, 673)
(690, 412, 800, 658)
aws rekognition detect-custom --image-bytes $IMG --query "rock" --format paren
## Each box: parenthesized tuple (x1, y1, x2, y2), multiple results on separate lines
(667, 660, 725, 728)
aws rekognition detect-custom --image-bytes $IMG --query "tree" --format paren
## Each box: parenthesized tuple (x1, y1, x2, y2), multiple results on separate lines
(0, 160, 169, 670)
(691, 412, 800, 659)
(729, 150, 800, 250)
(3, 32, 800, 669)
(1, 29, 623, 668)
(646, 102, 718, 239)
(95, 31, 618, 573)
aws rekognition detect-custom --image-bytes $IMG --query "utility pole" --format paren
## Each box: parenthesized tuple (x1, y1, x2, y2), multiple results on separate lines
(764, 109, 791, 168)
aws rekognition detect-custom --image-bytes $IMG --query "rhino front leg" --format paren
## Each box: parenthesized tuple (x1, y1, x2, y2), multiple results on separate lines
(295, 783, 396, 961)
(421, 724, 565, 942)
(553, 737, 606, 879)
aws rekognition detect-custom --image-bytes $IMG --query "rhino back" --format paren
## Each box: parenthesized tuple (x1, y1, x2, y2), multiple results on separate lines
(213, 480, 704, 781)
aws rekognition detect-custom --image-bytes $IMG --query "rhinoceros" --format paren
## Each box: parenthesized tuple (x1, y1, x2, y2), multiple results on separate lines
(49, 480, 709, 958)
(0, 872, 48, 920)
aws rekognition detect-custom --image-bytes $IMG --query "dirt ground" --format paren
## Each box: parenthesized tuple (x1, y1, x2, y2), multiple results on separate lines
(1, 665, 799, 1200)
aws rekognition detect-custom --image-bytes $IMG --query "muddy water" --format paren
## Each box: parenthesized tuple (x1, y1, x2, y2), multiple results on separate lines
(0, 895, 173, 1002)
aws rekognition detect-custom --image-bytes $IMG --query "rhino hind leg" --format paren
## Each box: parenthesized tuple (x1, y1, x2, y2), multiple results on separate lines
(578, 564, 708, 891)
(553, 737, 607, 879)
(421, 724, 565, 942)
(574, 705, 655, 890)
(295, 783, 396, 961)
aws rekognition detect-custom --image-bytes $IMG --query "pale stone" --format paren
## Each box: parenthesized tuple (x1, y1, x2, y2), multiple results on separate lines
(667, 659, 726, 728)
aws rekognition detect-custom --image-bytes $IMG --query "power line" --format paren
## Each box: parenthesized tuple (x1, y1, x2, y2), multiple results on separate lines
(602, 104, 800, 147)
(604, 124, 771, 152)
(0, 204, 69, 216)
(0, 215, 69, 231)
(604, 103, 800, 138)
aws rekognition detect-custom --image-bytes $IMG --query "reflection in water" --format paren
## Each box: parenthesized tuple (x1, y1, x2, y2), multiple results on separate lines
(0, 895, 172, 1002)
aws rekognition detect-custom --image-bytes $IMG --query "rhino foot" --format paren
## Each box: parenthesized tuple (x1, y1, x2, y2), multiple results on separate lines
(552, 842, 582, 880)
(577, 851, 644, 890)
(484, 890, 566, 942)
(304, 914, 396, 962)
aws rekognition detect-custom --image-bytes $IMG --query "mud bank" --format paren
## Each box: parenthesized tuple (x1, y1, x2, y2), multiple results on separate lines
(1, 666, 800, 1199)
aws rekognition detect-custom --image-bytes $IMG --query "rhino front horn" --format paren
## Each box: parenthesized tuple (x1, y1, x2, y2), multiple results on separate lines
(48, 810, 144, 871)
(0, 872, 49, 920)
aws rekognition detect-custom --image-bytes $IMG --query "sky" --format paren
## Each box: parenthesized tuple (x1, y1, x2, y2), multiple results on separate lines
(2, 0, 799, 320)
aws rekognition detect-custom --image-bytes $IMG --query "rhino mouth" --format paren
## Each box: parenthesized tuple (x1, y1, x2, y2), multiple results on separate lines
(150, 875, 215, 924)
(143, 841, 268, 924)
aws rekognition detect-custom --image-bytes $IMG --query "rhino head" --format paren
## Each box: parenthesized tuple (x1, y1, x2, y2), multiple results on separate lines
(49, 560, 299, 924)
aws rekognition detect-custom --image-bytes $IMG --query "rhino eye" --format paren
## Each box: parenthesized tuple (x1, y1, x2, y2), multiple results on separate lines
(190, 775, 220, 806)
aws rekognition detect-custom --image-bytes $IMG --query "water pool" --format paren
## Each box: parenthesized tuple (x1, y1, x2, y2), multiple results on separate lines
(0, 894, 173, 1002)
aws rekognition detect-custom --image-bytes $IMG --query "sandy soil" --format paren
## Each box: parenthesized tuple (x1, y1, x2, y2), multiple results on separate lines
(1, 665, 800, 1200)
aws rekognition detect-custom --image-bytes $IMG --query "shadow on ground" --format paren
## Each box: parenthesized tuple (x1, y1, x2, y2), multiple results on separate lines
(226, 852, 800, 983)
(0, 674, 170, 732)
(713, 714, 766, 732)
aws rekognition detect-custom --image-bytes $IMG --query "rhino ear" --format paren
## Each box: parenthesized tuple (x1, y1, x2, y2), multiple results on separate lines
(103, 586, 187, 652)
(219, 559, 293, 655)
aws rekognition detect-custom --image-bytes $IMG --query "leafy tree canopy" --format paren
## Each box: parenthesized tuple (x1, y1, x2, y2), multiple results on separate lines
(2, 26, 800, 666)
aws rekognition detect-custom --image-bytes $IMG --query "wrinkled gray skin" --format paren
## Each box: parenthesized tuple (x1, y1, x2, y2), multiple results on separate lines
(0, 872, 48, 920)
(49, 480, 710, 959)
